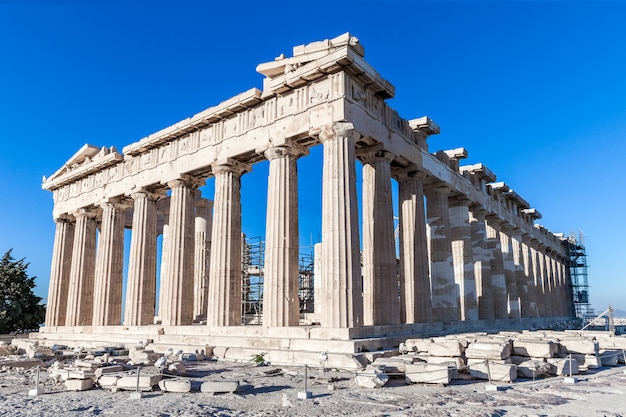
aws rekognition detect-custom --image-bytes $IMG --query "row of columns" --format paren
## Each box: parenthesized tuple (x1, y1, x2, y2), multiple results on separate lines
(46, 123, 572, 330)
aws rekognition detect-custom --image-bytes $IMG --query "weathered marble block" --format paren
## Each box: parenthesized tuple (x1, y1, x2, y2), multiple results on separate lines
(428, 340, 464, 357)
(599, 351, 620, 366)
(404, 338, 433, 353)
(513, 340, 557, 358)
(405, 363, 451, 385)
(159, 379, 192, 393)
(468, 362, 517, 382)
(516, 360, 551, 378)
(570, 353, 601, 369)
(372, 356, 415, 374)
(558, 339, 599, 355)
(116, 374, 162, 391)
(465, 342, 511, 360)
(65, 378, 93, 391)
(200, 380, 239, 394)
(546, 358, 579, 375)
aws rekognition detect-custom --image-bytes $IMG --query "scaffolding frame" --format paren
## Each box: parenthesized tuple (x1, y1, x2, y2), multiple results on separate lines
(241, 236, 316, 324)
(567, 232, 593, 319)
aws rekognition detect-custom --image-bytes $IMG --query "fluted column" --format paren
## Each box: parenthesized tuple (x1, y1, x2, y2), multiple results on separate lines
(529, 239, 543, 316)
(520, 235, 537, 317)
(65, 208, 97, 326)
(263, 143, 307, 327)
(360, 149, 399, 325)
(124, 191, 159, 326)
(485, 216, 508, 319)
(45, 216, 74, 327)
(207, 159, 250, 326)
(449, 196, 478, 321)
(425, 183, 458, 322)
(470, 206, 495, 320)
(193, 197, 213, 321)
(499, 224, 520, 318)
(396, 169, 431, 324)
(543, 249, 555, 316)
(510, 229, 530, 318)
(319, 122, 363, 328)
(92, 201, 126, 326)
(537, 243, 550, 316)
(161, 178, 203, 326)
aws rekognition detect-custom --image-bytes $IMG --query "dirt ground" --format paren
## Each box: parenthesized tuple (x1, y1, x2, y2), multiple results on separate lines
(1, 358, 625, 417)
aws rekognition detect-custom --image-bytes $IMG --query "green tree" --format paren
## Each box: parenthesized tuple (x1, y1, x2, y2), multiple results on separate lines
(0, 249, 45, 333)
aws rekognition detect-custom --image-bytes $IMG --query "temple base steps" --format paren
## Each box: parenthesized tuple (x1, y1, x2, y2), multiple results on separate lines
(31, 317, 577, 370)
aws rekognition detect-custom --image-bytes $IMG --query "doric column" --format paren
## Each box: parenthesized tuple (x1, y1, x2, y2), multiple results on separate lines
(319, 122, 363, 328)
(124, 191, 159, 326)
(543, 249, 555, 316)
(360, 148, 399, 326)
(207, 159, 250, 326)
(470, 206, 495, 320)
(520, 234, 536, 317)
(536, 243, 550, 316)
(65, 208, 97, 326)
(45, 216, 74, 327)
(193, 197, 213, 322)
(529, 239, 544, 317)
(425, 183, 459, 322)
(263, 143, 307, 327)
(161, 177, 203, 326)
(551, 254, 564, 316)
(499, 224, 521, 318)
(510, 229, 530, 318)
(485, 216, 508, 319)
(395, 169, 431, 324)
(157, 223, 169, 320)
(449, 195, 478, 321)
(92, 201, 126, 326)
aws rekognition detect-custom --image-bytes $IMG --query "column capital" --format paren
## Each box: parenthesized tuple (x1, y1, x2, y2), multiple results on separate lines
(423, 181, 451, 194)
(99, 197, 132, 211)
(211, 158, 252, 176)
(469, 203, 489, 217)
(166, 174, 205, 190)
(72, 208, 97, 219)
(318, 122, 361, 143)
(357, 147, 395, 165)
(264, 142, 309, 160)
(129, 189, 165, 202)
(448, 194, 472, 207)
(392, 166, 427, 182)
(54, 213, 74, 223)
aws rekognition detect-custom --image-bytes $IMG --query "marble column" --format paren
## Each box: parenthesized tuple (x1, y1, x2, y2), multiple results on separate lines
(396, 169, 431, 324)
(65, 208, 97, 326)
(319, 122, 363, 328)
(551, 254, 564, 316)
(124, 191, 159, 326)
(360, 149, 399, 326)
(161, 178, 202, 326)
(425, 183, 459, 322)
(510, 229, 530, 318)
(543, 249, 555, 316)
(263, 143, 307, 327)
(92, 201, 126, 326)
(536, 244, 550, 316)
(499, 224, 521, 318)
(470, 206, 495, 320)
(45, 216, 74, 327)
(485, 216, 508, 319)
(193, 198, 213, 322)
(449, 196, 478, 321)
(207, 159, 250, 326)
(529, 239, 543, 317)
(157, 223, 169, 320)
(520, 235, 536, 317)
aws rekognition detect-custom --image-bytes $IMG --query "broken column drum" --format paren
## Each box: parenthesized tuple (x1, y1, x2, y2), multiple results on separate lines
(40, 33, 575, 363)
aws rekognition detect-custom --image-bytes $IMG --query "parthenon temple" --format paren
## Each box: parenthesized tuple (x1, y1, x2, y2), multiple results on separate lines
(36, 34, 576, 367)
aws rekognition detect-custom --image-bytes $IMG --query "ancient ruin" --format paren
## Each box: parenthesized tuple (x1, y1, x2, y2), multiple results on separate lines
(36, 33, 576, 368)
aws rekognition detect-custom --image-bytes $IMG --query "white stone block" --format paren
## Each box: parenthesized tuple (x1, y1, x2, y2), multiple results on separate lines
(570, 353, 601, 369)
(516, 360, 551, 378)
(468, 362, 517, 382)
(200, 380, 239, 394)
(513, 340, 558, 358)
(599, 351, 620, 366)
(116, 374, 162, 391)
(65, 378, 93, 391)
(465, 342, 511, 360)
(403, 338, 432, 353)
(405, 363, 451, 385)
(559, 339, 599, 355)
(428, 340, 464, 357)
(354, 366, 388, 388)
(546, 358, 579, 376)
(372, 356, 414, 374)
(97, 375, 120, 389)
(94, 365, 124, 377)
(159, 379, 191, 393)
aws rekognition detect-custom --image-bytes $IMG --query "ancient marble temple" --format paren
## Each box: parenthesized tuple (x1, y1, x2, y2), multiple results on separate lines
(37, 34, 575, 367)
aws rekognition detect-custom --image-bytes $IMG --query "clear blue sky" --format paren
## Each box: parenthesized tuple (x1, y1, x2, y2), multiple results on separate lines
(1, 1, 624, 314)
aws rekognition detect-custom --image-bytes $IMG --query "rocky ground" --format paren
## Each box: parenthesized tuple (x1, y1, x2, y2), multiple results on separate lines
(1, 358, 625, 417)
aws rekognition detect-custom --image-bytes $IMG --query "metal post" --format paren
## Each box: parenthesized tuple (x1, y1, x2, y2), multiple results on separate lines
(485, 359, 492, 383)
(568, 354, 572, 378)
(304, 364, 308, 392)
(35, 365, 40, 391)
(136, 366, 141, 392)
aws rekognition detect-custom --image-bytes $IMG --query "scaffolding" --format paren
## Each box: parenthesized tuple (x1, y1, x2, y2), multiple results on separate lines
(241, 236, 316, 324)
(567, 232, 593, 319)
